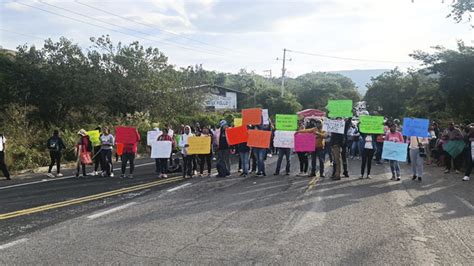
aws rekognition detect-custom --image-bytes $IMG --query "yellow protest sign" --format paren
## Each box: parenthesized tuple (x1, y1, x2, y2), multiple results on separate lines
(87, 130, 101, 147)
(234, 118, 243, 127)
(187, 136, 211, 154)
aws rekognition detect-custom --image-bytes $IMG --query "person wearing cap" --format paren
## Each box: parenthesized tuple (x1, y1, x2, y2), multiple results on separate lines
(0, 132, 11, 180)
(100, 127, 115, 177)
(75, 129, 92, 178)
(442, 122, 464, 174)
(46, 130, 66, 178)
(215, 120, 232, 175)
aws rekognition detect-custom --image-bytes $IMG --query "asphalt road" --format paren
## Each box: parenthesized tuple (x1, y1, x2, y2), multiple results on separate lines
(0, 154, 472, 264)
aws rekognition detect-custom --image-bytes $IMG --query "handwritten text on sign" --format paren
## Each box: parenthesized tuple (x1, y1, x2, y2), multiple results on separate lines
(147, 130, 161, 146)
(276, 114, 298, 131)
(273, 130, 296, 148)
(151, 141, 172, 158)
(323, 119, 345, 134)
(402, 118, 429, 137)
(242, 108, 262, 125)
(381, 141, 408, 162)
(187, 136, 211, 154)
(359, 116, 384, 134)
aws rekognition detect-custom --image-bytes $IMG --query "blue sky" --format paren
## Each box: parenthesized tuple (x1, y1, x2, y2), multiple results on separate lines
(1, 0, 472, 77)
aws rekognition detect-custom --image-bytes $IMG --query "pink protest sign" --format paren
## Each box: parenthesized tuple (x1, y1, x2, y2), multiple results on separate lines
(294, 133, 316, 152)
(115, 126, 139, 144)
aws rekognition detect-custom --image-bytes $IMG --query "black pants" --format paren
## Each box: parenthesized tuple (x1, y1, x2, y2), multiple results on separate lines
(156, 158, 168, 174)
(93, 146, 102, 172)
(76, 161, 86, 176)
(121, 153, 135, 175)
(445, 151, 462, 171)
(199, 154, 212, 174)
(361, 148, 375, 176)
(375, 142, 383, 162)
(341, 144, 348, 173)
(48, 151, 61, 174)
(275, 148, 291, 174)
(250, 150, 257, 172)
(0, 151, 10, 179)
(297, 152, 308, 173)
(101, 149, 113, 176)
(464, 148, 472, 177)
(183, 155, 194, 177)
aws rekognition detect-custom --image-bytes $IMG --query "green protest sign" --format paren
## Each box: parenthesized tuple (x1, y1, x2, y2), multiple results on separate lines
(276, 114, 298, 131)
(87, 130, 101, 147)
(327, 100, 353, 118)
(444, 140, 464, 158)
(359, 115, 384, 134)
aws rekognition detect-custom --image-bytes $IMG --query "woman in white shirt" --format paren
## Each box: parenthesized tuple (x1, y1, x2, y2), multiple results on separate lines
(409, 136, 429, 181)
(0, 134, 11, 180)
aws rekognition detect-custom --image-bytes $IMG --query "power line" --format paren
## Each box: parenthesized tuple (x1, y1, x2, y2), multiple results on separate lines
(74, 0, 253, 57)
(33, 0, 227, 57)
(287, 49, 416, 64)
(13, 1, 228, 57)
(0, 28, 45, 41)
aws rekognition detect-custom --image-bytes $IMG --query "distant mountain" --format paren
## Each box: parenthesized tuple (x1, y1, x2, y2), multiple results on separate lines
(330, 69, 389, 96)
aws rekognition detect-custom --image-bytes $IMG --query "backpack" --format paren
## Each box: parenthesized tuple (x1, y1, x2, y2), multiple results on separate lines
(48, 138, 59, 151)
(216, 160, 229, 177)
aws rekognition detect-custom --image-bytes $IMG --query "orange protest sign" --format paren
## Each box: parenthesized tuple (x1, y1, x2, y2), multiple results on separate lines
(247, 130, 271, 148)
(242, 108, 262, 125)
(226, 126, 248, 145)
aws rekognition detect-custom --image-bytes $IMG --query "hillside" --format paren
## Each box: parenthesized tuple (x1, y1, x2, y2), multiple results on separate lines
(330, 69, 389, 96)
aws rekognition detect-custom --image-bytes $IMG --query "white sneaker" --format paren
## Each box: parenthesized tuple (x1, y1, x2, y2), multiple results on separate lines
(110, 173, 115, 177)
(46, 173, 54, 178)
(455, 170, 460, 174)
(268, 154, 273, 158)
(56, 173, 63, 177)
(462, 176, 470, 181)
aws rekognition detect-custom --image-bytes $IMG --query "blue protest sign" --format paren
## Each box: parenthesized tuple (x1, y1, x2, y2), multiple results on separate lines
(402, 118, 429, 137)
(382, 141, 408, 162)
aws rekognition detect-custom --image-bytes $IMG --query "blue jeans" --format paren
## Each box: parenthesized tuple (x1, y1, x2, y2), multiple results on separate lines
(389, 160, 400, 176)
(253, 148, 266, 174)
(310, 148, 325, 176)
(275, 148, 291, 174)
(351, 140, 359, 157)
(239, 152, 250, 174)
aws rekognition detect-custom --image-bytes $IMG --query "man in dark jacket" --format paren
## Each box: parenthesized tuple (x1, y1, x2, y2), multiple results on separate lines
(46, 130, 66, 177)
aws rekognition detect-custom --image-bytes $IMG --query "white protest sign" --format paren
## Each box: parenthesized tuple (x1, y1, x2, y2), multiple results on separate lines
(168, 129, 174, 137)
(273, 130, 295, 149)
(323, 119, 345, 134)
(262, 109, 269, 125)
(147, 130, 161, 146)
(151, 141, 172, 158)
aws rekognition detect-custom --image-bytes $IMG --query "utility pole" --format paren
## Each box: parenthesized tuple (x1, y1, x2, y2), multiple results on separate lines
(276, 48, 291, 97)
(263, 69, 272, 79)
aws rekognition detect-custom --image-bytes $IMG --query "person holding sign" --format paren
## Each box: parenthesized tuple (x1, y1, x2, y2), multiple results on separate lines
(408, 135, 429, 182)
(179, 126, 195, 178)
(237, 131, 250, 177)
(120, 128, 141, 179)
(156, 128, 175, 179)
(295, 125, 309, 176)
(197, 127, 213, 177)
(442, 122, 464, 174)
(100, 127, 115, 177)
(91, 127, 103, 176)
(46, 130, 66, 178)
(297, 119, 327, 178)
(385, 124, 404, 181)
(215, 120, 232, 176)
(359, 128, 377, 179)
(75, 129, 93, 178)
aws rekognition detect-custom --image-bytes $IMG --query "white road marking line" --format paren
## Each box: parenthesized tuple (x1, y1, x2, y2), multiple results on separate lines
(87, 202, 137, 220)
(0, 238, 28, 250)
(0, 162, 155, 190)
(456, 196, 474, 211)
(167, 183, 191, 192)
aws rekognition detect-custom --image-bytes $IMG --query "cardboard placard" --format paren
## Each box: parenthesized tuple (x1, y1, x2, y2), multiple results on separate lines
(444, 140, 465, 158)
(275, 114, 298, 131)
(87, 130, 101, 147)
(187, 136, 211, 154)
(402, 117, 430, 137)
(242, 108, 262, 125)
(294, 133, 316, 152)
(147, 130, 161, 146)
(262, 109, 269, 125)
(381, 141, 408, 162)
(323, 119, 345, 134)
(247, 130, 271, 148)
(273, 130, 295, 148)
(115, 126, 139, 144)
(234, 118, 243, 127)
(359, 116, 384, 134)
(327, 100, 353, 118)
(151, 141, 172, 158)
(226, 126, 248, 145)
